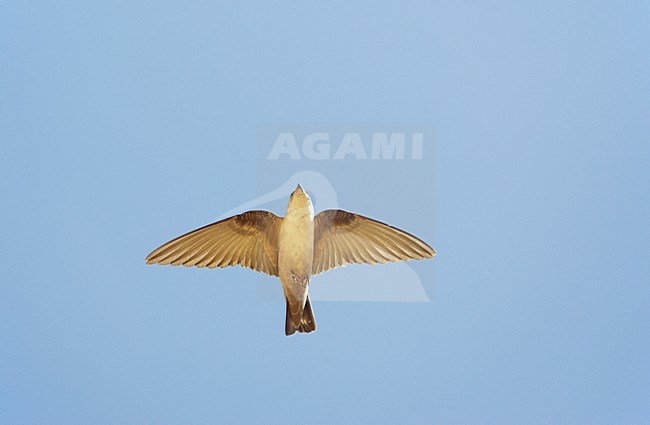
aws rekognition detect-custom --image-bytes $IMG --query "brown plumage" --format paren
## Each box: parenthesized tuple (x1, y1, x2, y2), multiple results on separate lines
(146, 184, 435, 335)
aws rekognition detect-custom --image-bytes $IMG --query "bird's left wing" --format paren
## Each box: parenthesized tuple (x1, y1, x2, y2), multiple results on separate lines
(312, 209, 435, 275)
(145, 210, 281, 276)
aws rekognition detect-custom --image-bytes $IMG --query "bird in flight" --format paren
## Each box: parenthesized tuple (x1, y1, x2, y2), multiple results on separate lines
(145, 184, 435, 336)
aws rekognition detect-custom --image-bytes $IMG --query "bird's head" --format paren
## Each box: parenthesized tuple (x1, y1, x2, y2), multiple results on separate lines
(286, 183, 314, 218)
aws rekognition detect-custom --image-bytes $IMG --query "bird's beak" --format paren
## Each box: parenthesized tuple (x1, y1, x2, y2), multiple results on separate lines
(295, 183, 303, 193)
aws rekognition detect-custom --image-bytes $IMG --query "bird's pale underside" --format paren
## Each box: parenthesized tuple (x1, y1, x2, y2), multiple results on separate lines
(145, 184, 436, 336)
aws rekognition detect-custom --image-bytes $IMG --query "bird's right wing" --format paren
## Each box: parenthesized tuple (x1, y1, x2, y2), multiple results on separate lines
(312, 209, 435, 275)
(145, 210, 281, 276)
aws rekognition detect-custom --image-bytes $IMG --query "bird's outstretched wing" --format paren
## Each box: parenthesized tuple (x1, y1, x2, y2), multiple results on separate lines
(145, 210, 281, 276)
(312, 209, 435, 275)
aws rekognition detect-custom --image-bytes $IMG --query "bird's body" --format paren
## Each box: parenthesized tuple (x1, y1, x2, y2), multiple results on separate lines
(146, 184, 435, 335)
(278, 186, 315, 334)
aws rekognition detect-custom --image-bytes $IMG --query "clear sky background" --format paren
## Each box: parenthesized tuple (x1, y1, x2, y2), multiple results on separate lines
(2, 1, 649, 424)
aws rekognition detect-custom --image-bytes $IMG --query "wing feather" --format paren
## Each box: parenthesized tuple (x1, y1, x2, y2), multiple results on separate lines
(146, 210, 281, 276)
(312, 209, 435, 275)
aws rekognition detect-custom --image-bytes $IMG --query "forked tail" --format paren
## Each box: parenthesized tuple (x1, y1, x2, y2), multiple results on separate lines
(285, 295, 317, 336)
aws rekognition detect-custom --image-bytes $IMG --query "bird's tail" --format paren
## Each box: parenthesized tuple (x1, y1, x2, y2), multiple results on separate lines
(285, 295, 317, 336)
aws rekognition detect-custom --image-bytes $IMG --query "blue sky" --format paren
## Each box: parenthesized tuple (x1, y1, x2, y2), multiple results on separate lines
(1, 1, 649, 424)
